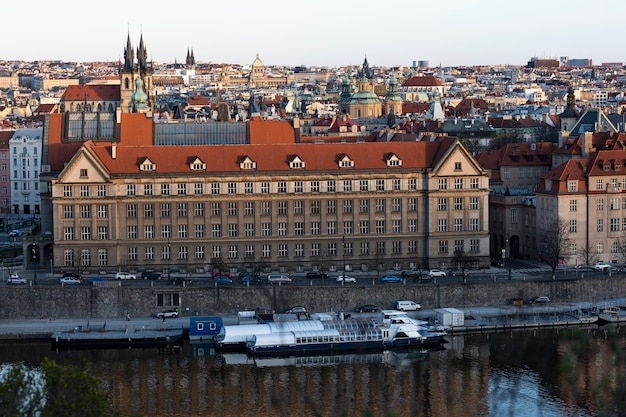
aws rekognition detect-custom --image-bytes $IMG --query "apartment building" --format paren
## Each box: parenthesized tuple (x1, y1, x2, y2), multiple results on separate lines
(49, 138, 490, 274)
(9, 128, 42, 216)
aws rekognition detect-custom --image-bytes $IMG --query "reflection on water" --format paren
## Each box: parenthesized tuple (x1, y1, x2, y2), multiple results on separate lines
(1, 327, 624, 417)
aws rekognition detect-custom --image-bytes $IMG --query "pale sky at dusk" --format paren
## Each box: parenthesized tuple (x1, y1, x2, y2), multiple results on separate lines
(3, 0, 624, 67)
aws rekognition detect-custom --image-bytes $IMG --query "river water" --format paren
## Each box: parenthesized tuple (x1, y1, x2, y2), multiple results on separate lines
(1, 326, 624, 417)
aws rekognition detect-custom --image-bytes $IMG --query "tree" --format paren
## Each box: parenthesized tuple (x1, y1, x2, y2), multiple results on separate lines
(578, 243, 597, 268)
(452, 250, 473, 273)
(210, 256, 227, 275)
(0, 363, 45, 417)
(542, 217, 572, 279)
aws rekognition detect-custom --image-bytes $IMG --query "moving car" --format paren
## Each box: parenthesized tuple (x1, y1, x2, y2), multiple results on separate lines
(60, 277, 81, 285)
(527, 296, 550, 304)
(155, 309, 178, 319)
(355, 305, 381, 313)
(592, 262, 611, 271)
(285, 306, 307, 315)
(7, 274, 27, 284)
(379, 275, 403, 283)
(336, 275, 356, 283)
(8, 230, 22, 237)
(115, 272, 136, 280)
(240, 272, 261, 285)
(400, 270, 421, 278)
(306, 271, 328, 279)
(87, 276, 107, 284)
(428, 269, 447, 278)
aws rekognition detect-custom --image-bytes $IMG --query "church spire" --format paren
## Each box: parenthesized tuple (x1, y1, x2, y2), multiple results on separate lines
(123, 33, 134, 71)
(137, 34, 148, 74)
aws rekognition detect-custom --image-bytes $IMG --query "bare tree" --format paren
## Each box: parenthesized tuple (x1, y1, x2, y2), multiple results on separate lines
(542, 217, 571, 280)
(578, 244, 597, 268)
(210, 257, 227, 276)
(452, 250, 473, 273)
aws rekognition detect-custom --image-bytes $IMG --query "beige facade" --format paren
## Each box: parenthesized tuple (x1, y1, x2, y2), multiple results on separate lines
(50, 140, 490, 275)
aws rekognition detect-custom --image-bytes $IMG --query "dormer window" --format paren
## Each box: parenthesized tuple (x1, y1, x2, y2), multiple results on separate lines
(289, 155, 305, 169)
(603, 161, 611, 172)
(338, 155, 354, 168)
(189, 157, 206, 171)
(139, 158, 156, 172)
(615, 161, 622, 171)
(386, 153, 402, 167)
(239, 156, 256, 170)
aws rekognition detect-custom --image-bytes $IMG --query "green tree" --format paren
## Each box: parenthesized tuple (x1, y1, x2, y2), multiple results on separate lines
(40, 358, 111, 417)
(0, 363, 46, 417)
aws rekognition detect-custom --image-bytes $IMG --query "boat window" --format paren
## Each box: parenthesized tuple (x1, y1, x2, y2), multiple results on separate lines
(197, 323, 204, 331)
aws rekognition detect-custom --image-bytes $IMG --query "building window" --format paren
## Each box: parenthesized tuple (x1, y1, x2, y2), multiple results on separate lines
(311, 243, 320, 257)
(262, 223, 271, 236)
(278, 201, 287, 215)
(195, 203, 205, 216)
(195, 183, 204, 195)
(596, 179, 604, 191)
(211, 183, 220, 194)
(97, 205, 107, 218)
(295, 244, 304, 257)
(343, 200, 353, 213)
(470, 178, 479, 189)
(161, 203, 170, 217)
(311, 222, 320, 235)
(64, 227, 74, 241)
(360, 180, 369, 191)
(161, 183, 170, 195)
(144, 203, 153, 217)
(327, 180, 336, 192)
(294, 201, 303, 214)
(359, 199, 369, 213)
(245, 245, 254, 258)
(261, 182, 270, 193)
(328, 243, 337, 256)
(327, 221, 336, 235)
(63, 186, 72, 197)
(128, 247, 137, 261)
(195, 246, 205, 260)
(393, 179, 401, 191)
(127, 225, 137, 239)
(211, 224, 221, 238)
(454, 239, 464, 252)
(454, 179, 463, 189)
(143, 184, 152, 196)
(392, 241, 401, 254)
(375, 241, 384, 255)
(610, 198, 620, 210)
(245, 223, 254, 237)
(178, 203, 187, 217)
(438, 219, 448, 232)
(597, 219, 604, 232)
(408, 240, 417, 253)
(454, 218, 463, 231)
(392, 220, 401, 233)
(454, 198, 463, 210)
(375, 199, 385, 212)
(470, 218, 479, 231)
(228, 245, 238, 259)
(278, 222, 287, 236)
(360, 241, 370, 255)
(311, 201, 320, 214)
(392, 199, 401, 212)
(343, 180, 352, 192)
(408, 219, 417, 232)
(570, 200, 577, 212)
(228, 224, 237, 237)
(407, 198, 417, 211)
(568, 181, 578, 192)
(144, 225, 154, 239)
(211, 203, 221, 216)
(596, 241, 604, 254)
(81, 226, 91, 240)
(244, 182, 253, 194)
(98, 249, 108, 266)
(438, 179, 447, 190)
(227, 202, 237, 216)
(375, 220, 385, 234)
(97, 185, 106, 197)
(178, 247, 188, 260)
(63, 205, 73, 218)
(438, 198, 448, 211)
(294, 222, 304, 235)
(610, 218, 620, 232)
(344, 221, 353, 235)
(470, 239, 479, 253)
(294, 181, 303, 193)
(80, 185, 89, 197)
(327, 200, 336, 214)
(195, 224, 204, 238)
(262, 201, 271, 215)
(597, 199, 605, 211)
(360, 220, 369, 234)
(278, 244, 288, 257)
(408, 179, 417, 191)
(470, 197, 479, 210)
(510, 208, 518, 224)
(277, 182, 287, 193)
(311, 181, 320, 192)
(98, 226, 108, 240)
(228, 183, 237, 194)
(127, 184, 136, 196)
(81, 205, 91, 218)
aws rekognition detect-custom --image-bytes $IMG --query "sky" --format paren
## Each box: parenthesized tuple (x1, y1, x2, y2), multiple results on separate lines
(2, 0, 625, 68)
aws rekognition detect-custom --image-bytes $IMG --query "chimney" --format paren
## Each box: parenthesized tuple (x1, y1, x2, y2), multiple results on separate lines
(112, 142, 117, 160)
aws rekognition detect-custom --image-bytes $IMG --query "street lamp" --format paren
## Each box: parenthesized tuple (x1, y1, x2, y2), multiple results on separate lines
(167, 239, 171, 283)
(342, 236, 346, 281)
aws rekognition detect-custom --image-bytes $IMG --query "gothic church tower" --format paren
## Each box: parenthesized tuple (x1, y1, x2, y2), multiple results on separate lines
(120, 33, 154, 114)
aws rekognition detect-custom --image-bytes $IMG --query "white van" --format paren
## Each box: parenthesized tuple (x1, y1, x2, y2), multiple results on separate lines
(396, 300, 421, 311)
(267, 274, 292, 284)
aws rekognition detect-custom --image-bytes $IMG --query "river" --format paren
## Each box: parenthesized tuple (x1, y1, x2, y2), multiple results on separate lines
(1, 326, 624, 417)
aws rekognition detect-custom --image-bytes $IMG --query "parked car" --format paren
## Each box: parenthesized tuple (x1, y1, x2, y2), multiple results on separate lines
(142, 271, 162, 280)
(239, 272, 260, 285)
(115, 272, 136, 280)
(285, 306, 307, 315)
(527, 296, 551, 304)
(62, 272, 79, 279)
(448, 268, 469, 277)
(214, 275, 233, 284)
(396, 300, 421, 311)
(87, 276, 107, 284)
(306, 271, 328, 279)
(155, 309, 178, 319)
(491, 258, 504, 267)
(7, 274, 27, 284)
(267, 274, 292, 284)
(379, 275, 403, 283)
(400, 270, 421, 278)
(8, 230, 22, 237)
(592, 262, 612, 271)
(60, 277, 81, 285)
(428, 269, 447, 278)
(212, 272, 232, 279)
(336, 275, 356, 283)
(355, 305, 381, 313)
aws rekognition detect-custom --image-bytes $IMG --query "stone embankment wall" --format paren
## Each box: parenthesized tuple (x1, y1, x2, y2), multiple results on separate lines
(0, 277, 622, 320)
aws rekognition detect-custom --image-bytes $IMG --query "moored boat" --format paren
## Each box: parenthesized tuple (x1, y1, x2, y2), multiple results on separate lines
(51, 324, 183, 348)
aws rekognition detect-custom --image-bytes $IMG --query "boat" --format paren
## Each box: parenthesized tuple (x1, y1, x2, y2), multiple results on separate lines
(597, 306, 626, 325)
(51, 322, 184, 348)
(212, 310, 447, 356)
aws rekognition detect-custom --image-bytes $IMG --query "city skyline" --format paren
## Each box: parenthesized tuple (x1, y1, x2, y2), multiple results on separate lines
(3, 0, 625, 68)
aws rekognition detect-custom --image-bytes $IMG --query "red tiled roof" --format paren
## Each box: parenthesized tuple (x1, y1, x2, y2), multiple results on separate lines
(61, 84, 120, 101)
(84, 138, 458, 175)
(402, 76, 442, 87)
